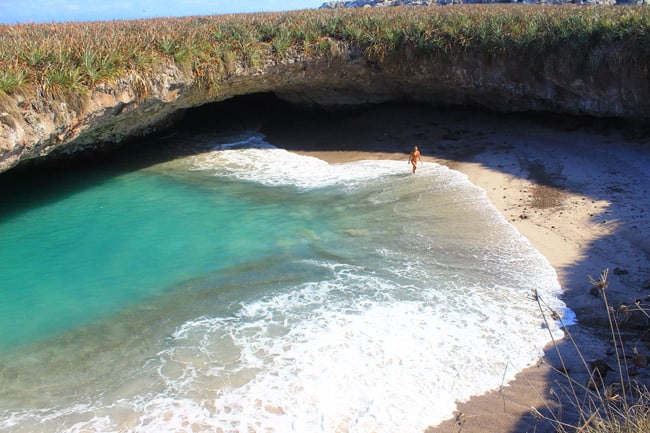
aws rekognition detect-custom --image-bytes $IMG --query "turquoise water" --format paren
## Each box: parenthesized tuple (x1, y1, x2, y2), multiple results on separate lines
(0, 131, 571, 433)
(0, 163, 324, 353)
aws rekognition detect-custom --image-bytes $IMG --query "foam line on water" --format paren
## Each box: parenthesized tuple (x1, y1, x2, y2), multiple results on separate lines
(1, 255, 568, 433)
(160, 264, 557, 432)
(185, 132, 424, 189)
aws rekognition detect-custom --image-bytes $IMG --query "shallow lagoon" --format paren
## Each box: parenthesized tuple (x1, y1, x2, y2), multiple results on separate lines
(0, 130, 570, 433)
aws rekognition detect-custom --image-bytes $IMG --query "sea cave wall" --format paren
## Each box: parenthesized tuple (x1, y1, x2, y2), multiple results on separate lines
(1, 41, 648, 173)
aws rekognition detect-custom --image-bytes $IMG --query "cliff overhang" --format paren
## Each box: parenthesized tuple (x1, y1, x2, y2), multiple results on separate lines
(1, 41, 648, 174)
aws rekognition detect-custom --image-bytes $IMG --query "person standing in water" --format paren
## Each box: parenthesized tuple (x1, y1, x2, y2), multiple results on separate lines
(408, 145, 422, 173)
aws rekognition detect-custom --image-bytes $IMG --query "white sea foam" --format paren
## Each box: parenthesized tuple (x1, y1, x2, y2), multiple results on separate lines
(187, 132, 425, 189)
(1, 259, 567, 433)
(0, 131, 574, 433)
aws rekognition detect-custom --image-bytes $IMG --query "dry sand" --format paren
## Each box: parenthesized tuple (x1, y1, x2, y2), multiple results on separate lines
(263, 104, 650, 433)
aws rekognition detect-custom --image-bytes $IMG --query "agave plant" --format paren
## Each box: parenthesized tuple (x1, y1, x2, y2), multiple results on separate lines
(0, 4, 647, 105)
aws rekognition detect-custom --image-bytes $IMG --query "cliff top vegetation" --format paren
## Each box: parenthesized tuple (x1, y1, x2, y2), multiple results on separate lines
(1, 5, 649, 111)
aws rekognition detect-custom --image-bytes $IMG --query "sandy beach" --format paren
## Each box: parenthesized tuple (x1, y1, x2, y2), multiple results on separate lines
(263, 104, 650, 433)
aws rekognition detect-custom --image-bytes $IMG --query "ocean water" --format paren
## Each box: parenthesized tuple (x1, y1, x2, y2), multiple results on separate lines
(0, 131, 571, 433)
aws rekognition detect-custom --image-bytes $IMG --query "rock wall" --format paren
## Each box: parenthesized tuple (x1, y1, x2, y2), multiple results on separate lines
(1, 39, 649, 173)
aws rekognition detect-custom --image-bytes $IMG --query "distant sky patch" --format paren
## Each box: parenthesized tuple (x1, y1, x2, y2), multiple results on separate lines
(0, 0, 325, 24)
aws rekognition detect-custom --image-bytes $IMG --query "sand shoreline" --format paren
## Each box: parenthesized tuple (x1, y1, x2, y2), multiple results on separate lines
(265, 105, 650, 433)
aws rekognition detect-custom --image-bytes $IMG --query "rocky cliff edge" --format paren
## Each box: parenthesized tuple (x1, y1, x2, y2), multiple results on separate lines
(1, 37, 648, 173)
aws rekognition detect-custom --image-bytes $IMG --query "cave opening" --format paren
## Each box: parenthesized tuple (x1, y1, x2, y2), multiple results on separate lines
(1, 91, 641, 183)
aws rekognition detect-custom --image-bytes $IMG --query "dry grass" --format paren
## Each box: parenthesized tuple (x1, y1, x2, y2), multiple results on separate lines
(534, 269, 650, 433)
(0, 5, 649, 104)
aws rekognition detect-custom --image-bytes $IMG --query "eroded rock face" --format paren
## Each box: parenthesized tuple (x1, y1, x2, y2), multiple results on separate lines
(1, 41, 648, 173)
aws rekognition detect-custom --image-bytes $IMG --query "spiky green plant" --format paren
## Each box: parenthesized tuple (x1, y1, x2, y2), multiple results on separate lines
(271, 30, 293, 60)
(0, 5, 648, 106)
(0, 69, 26, 95)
